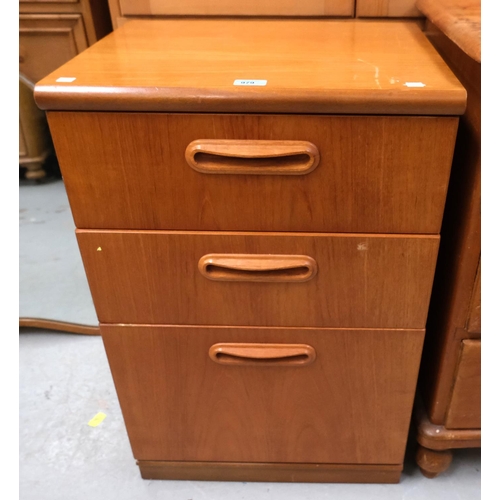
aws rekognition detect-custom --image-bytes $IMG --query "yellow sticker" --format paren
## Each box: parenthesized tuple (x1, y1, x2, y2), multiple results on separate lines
(88, 412, 107, 427)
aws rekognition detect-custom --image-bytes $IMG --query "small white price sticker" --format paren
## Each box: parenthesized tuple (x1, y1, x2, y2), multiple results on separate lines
(56, 77, 76, 83)
(233, 79, 267, 86)
(404, 82, 426, 88)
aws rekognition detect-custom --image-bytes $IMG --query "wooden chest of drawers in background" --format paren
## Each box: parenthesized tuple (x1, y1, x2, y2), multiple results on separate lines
(35, 19, 465, 483)
(106, 0, 422, 28)
(107, 0, 355, 28)
(413, 0, 481, 479)
(19, 0, 111, 178)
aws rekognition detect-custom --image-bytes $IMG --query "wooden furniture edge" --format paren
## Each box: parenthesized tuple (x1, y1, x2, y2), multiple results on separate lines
(137, 460, 402, 483)
(86, 0, 113, 41)
(20, 1, 83, 15)
(106, 0, 122, 31)
(414, 393, 479, 478)
(19, 318, 100, 336)
(418, 17, 480, 423)
(33, 86, 467, 115)
(107, 0, 357, 25)
(416, 0, 480, 62)
(414, 394, 480, 450)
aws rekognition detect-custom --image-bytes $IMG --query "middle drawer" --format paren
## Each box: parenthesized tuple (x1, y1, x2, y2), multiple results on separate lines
(77, 230, 439, 328)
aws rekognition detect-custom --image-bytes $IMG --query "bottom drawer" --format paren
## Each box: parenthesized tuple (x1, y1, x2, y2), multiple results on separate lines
(101, 324, 424, 465)
(446, 339, 481, 429)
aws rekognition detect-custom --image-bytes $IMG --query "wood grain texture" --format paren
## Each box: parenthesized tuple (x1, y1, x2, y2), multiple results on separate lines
(77, 230, 440, 328)
(414, 394, 480, 449)
(34, 20, 466, 115)
(356, 0, 421, 18)
(467, 260, 481, 334)
(138, 460, 402, 483)
(445, 340, 481, 429)
(101, 324, 424, 464)
(48, 113, 458, 234)
(419, 20, 481, 424)
(20, 14, 88, 84)
(118, 0, 354, 17)
(416, 0, 480, 62)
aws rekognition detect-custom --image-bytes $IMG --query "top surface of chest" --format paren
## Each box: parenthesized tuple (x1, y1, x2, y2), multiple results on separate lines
(34, 19, 465, 115)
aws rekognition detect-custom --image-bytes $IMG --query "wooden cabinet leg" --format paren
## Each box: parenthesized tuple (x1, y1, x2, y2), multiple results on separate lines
(416, 445, 453, 478)
(24, 162, 46, 180)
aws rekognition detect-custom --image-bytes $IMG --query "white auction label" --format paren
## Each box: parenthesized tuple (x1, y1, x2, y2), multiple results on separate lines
(233, 79, 267, 86)
(56, 77, 76, 83)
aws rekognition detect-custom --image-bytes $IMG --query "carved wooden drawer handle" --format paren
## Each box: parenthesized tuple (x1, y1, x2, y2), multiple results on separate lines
(198, 254, 317, 282)
(185, 139, 320, 175)
(209, 343, 316, 367)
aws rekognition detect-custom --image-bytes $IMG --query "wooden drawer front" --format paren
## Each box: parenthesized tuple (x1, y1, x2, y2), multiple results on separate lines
(446, 340, 481, 429)
(19, 14, 88, 84)
(49, 113, 457, 234)
(356, 0, 421, 17)
(78, 231, 439, 328)
(101, 324, 424, 464)
(118, 0, 354, 17)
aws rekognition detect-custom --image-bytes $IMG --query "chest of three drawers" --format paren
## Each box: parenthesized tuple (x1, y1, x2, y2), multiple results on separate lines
(35, 19, 465, 483)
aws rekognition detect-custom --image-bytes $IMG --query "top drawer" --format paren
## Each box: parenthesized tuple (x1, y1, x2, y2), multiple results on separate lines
(48, 112, 457, 233)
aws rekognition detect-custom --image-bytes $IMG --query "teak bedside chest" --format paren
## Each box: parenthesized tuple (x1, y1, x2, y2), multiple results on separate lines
(35, 20, 465, 483)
